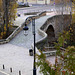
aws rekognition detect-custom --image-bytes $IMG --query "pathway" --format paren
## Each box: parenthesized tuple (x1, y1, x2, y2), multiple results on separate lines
(0, 14, 55, 75)
(10, 15, 53, 48)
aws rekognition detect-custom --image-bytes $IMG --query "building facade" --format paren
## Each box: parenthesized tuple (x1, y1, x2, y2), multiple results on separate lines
(18, 0, 70, 4)
(18, 0, 54, 4)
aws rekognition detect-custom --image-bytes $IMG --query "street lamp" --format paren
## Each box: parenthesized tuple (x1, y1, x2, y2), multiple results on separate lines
(23, 23, 29, 36)
(23, 17, 36, 75)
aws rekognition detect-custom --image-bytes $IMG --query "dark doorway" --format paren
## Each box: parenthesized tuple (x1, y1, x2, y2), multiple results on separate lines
(46, 25, 55, 45)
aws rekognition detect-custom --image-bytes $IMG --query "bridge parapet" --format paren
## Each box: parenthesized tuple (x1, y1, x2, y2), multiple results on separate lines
(36, 14, 71, 51)
(40, 15, 71, 38)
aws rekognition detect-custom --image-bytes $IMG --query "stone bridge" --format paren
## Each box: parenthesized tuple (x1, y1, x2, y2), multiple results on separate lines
(36, 14, 71, 50)
(0, 11, 71, 51)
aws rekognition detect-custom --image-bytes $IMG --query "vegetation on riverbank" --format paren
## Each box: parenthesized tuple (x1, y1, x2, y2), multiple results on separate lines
(0, 0, 17, 39)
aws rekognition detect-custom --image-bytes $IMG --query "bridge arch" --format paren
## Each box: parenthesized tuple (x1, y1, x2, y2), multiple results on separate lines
(46, 25, 56, 45)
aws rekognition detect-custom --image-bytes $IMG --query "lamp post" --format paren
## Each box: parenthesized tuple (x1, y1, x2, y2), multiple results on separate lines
(23, 17, 36, 75)
(45, 0, 47, 5)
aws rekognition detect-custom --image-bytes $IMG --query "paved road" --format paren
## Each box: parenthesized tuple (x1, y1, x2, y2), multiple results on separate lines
(17, 4, 71, 15)
(17, 5, 55, 15)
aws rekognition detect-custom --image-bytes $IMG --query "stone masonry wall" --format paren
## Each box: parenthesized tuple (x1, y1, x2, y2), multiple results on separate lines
(41, 15, 71, 39)
(36, 15, 71, 49)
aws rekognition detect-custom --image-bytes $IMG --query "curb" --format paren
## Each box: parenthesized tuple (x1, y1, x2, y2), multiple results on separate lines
(0, 71, 9, 75)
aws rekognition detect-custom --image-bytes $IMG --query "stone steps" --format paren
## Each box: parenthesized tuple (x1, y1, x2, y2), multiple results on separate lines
(43, 50, 56, 57)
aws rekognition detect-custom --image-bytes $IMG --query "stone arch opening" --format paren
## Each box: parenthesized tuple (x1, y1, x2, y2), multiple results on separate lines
(46, 25, 55, 46)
